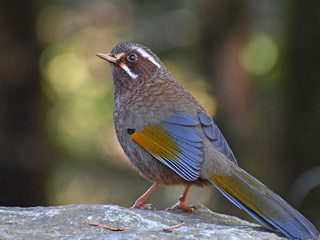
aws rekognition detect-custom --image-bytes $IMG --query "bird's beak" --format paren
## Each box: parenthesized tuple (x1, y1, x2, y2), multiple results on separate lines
(96, 53, 117, 63)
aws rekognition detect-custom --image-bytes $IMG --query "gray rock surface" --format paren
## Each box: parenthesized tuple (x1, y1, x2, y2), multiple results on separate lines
(0, 204, 286, 239)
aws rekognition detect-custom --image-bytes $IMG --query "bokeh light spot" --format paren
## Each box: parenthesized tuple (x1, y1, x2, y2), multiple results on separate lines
(240, 33, 278, 76)
(45, 52, 89, 93)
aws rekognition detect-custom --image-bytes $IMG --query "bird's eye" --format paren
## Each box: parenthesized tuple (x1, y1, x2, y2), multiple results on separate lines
(127, 54, 138, 62)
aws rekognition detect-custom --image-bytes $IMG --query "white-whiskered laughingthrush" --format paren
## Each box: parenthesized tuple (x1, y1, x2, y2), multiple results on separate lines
(97, 42, 319, 240)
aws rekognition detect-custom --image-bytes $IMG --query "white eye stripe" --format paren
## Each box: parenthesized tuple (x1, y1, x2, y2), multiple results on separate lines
(134, 47, 161, 69)
(120, 63, 138, 79)
(115, 52, 125, 59)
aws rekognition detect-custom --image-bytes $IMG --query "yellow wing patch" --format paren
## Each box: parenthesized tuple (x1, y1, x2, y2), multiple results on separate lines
(130, 125, 180, 160)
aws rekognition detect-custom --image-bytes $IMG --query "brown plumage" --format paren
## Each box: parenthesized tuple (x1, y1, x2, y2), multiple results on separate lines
(97, 42, 319, 239)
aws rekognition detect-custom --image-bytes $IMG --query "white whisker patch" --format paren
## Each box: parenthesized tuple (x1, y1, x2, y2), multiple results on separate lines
(120, 63, 138, 79)
(134, 47, 161, 69)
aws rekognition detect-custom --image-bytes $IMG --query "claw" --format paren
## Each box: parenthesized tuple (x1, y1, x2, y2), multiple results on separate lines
(131, 183, 160, 210)
(166, 184, 195, 211)
(166, 202, 197, 212)
(131, 202, 156, 210)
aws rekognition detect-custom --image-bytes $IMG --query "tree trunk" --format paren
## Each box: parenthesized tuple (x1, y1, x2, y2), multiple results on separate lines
(0, 1, 50, 206)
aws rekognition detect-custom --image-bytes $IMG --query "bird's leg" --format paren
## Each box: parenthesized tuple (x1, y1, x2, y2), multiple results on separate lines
(131, 182, 160, 210)
(166, 184, 196, 211)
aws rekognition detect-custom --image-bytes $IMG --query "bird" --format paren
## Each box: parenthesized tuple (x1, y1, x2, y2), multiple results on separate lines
(96, 42, 320, 240)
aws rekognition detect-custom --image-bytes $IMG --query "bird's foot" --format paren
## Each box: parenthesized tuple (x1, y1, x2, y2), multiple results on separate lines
(166, 202, 197, 212)
(131, 202, 156, 210)
(130, 183, 160, 210)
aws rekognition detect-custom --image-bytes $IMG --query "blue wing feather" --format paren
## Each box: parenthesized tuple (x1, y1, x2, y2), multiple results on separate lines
(149, 112, 204, 182)
(163, 157, 199, 181)
(141, 111, 237, 181)
(165, 112, 200, 126)
(164, 123, 203, 143)
(174, 138, 203, 156)
(198, 111, 213, 126)
(198, 112, 237, 165)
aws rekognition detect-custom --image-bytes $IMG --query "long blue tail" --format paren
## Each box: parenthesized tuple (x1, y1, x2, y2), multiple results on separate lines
(209, 165, 320, 239)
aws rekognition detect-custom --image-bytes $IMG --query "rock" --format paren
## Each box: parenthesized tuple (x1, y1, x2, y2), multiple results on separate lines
(0, 204, 285, 239)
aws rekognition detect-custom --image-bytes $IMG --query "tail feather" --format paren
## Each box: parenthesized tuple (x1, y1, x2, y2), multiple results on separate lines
(208, 166, 320, 239)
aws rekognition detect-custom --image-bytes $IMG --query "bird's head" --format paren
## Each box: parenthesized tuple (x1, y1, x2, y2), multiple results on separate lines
(97, 42, 162, 83)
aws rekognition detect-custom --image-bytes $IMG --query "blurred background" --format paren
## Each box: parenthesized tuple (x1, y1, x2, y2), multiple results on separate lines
(0, 0, 319, 229)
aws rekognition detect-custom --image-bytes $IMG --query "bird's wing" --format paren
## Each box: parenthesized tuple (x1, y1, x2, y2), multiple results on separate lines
(198, 112, 237, 165)
(128, 111, 237, 181)
(128, 112, 204, 181)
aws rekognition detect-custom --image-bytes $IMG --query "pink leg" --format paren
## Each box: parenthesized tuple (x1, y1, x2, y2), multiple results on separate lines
(131, 182, 160, 210)
(166, 184, 197, 211)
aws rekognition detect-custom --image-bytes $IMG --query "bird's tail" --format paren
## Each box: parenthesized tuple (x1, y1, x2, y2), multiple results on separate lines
(208, 165, 319, 239)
